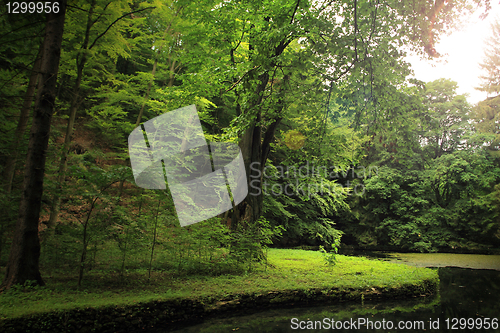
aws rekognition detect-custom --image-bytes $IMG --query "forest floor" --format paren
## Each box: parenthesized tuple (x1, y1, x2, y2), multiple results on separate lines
(0, 249, 438, 332)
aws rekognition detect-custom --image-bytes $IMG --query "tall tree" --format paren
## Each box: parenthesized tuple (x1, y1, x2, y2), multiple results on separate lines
(46, 0, 153, 234)
(0, 7, 46, 259)
(474, 19, 500, 158)
(1, 0, 67, 290)
(1, 45, 43, 194)
(420, 79, 471, 159)
(46, 0, 100, 234)
(472, 95, 500, 157)
(478, 19, 500, 95)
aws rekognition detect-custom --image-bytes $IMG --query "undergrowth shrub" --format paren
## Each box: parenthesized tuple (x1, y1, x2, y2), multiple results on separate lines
(229, 217, 285, 272)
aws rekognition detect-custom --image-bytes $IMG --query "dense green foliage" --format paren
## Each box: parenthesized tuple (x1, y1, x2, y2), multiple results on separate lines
(0, 0, 498, 293)
(340, 79, 500, 252)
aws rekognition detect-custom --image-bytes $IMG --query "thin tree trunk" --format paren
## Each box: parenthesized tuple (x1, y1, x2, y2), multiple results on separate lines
(120, 228, 128, 276)
(134, 25, 175, 127)
(77, 197, 97, 289)
(134, 5, 184, 126)
(135, 57, 158, 127)
(2, 45, 43, 194)
(148, 196, 161, 280)
(47, 0, 96, 235)
(166, 58, 181, 88)
(1, 0, 67, 290)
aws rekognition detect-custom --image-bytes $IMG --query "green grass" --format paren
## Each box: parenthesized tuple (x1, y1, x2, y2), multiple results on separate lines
(0, 249, 438, 320)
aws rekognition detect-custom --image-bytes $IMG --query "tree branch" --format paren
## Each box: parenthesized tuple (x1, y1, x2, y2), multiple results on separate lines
(289, 0, 300, 24)
(224, 65, 261, 93)
(88, 6, 155, 50)
(354, 0, 358, 61)
(91, 2, 112, 28)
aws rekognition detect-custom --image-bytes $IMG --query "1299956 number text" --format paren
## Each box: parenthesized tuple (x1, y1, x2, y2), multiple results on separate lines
(6, 2, 59, 14)
(445, 318, 498, 330)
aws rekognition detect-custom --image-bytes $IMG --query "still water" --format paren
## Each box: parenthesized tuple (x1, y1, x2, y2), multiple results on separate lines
(171, 254, 500, 332)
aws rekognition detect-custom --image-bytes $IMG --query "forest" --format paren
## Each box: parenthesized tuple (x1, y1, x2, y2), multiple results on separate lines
(0, 0, 499, 330)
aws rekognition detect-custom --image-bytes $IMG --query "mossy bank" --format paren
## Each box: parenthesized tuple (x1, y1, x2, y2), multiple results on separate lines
(0, 249, 438, 332)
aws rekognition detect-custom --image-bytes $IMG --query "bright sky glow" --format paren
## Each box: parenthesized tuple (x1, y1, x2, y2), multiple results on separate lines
(407, 2, 500, 105)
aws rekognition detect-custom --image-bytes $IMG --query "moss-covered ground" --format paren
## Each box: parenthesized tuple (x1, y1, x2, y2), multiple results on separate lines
(0, 249, 438, 332)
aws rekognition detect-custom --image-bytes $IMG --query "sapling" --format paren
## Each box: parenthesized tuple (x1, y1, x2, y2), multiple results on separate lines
(148, 195, 161, 280)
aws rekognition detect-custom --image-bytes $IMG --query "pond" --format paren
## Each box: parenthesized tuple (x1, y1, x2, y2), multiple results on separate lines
(169, 253, 500, 332)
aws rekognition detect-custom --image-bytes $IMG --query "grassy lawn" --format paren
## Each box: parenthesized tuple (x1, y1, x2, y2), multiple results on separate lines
(0, 249, 438, 321)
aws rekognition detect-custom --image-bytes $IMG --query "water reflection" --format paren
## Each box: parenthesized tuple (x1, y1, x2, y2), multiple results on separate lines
(170, 267, 500, 332)
(438, 268, 500, 323)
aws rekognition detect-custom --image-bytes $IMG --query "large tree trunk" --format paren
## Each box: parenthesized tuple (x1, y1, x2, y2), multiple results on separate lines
(1, 0, 67, 290)
(232, 72, 267, 230)
(230, 24, 291, 229)
(232, 72, 287, 230)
